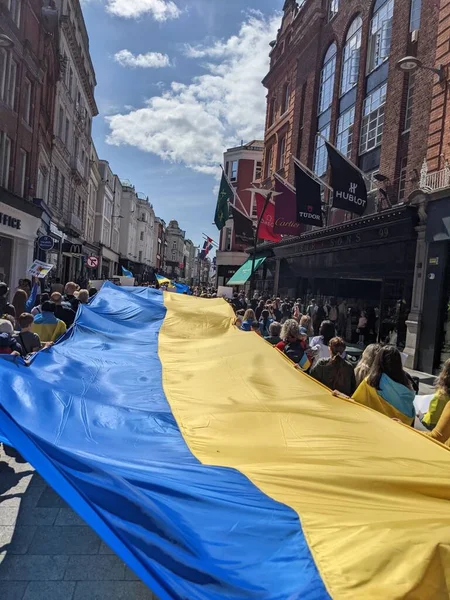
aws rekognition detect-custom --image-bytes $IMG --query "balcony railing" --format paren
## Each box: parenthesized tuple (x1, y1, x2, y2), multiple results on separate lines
(420, 159, 450, 193)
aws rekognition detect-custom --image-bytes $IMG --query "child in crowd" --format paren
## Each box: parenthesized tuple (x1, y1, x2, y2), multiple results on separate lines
(14, 313, 42, 355)
(0, 319, 22, 356)
(251, 321, 262, 336)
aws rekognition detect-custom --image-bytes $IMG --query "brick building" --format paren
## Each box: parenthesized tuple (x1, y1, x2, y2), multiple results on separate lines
(258, 0, 449, 372)
(216, 140, 263, 288)
(0, 0, 59, 287)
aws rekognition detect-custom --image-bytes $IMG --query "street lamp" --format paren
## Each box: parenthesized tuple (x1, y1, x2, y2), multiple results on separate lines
(396, 56, 445, 82)
(0, 34, 14, 48)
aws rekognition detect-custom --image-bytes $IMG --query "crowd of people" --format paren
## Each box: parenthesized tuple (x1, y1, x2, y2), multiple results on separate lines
(0, 278, 97, 359)
(1, 277, 449, 445)
(231, 290, 450, 444)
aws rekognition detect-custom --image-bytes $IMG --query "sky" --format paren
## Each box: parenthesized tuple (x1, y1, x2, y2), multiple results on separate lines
(81, 0, 284, 248)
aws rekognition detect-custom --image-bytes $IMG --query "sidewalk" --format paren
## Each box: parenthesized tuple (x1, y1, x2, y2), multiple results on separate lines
(0, 446, 158, 600)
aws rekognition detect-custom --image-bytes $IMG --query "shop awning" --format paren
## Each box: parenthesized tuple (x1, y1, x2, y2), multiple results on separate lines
(227, 257, 266, 286)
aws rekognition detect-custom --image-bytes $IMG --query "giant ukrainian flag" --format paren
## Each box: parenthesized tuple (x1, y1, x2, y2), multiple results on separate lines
(0, 282, 450, 599)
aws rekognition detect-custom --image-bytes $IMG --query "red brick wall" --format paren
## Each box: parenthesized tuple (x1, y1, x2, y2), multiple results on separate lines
(262, 0, 440, 219)
(426, 0, 450, 171)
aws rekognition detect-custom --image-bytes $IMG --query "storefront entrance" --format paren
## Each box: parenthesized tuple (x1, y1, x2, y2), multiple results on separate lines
(0, 235, 13, 284)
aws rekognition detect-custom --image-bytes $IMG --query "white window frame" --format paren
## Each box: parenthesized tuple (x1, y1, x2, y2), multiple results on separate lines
(410, 0, 422, 32)
(360, 83, 387, 155)
(336, 106, 355, 158)
(328, 0, 339, 21)
(0, 49, 8, 102)
(318, 44, 337, 115)
(19, 148, 27, 197)
(341, 17, 362, 96)
(367, 0, 394, 74)
(7, 58, 17, 109)
(265, 146, 273, 178)
(313, 124, 330, 176)
(0, 132, 12, 189)
(23, 77, 32, 125)
(230, 160, 238, 182)
(53, 166, 59, 205)
(277, 135, 287, 171)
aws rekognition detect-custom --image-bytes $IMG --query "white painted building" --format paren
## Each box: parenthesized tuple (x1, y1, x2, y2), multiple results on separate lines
(136, 195, 155, 274)
(165, 220, 185, 279)
(95, 160, 119, 278)
(47, 0, 98, 282)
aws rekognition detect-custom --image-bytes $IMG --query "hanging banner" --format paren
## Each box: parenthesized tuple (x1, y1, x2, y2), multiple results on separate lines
(255, 195, 282, 242)
(294, 164, 323, 227)
(274, 177, 303, 236)
(325, 141, 368, 216)
(231, 206, 254, 244)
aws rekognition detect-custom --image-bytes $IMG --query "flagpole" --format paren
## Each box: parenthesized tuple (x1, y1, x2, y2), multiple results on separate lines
(316, 132, 372, 185)
(220, 165, 252, 219)
(292, 155, 333, 192)
(249, 190, 272, 299)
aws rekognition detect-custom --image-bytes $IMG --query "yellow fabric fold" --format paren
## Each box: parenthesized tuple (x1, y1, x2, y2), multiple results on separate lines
(159, 293, 450, 599)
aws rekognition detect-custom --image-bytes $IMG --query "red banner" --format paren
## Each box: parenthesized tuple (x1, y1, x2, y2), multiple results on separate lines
(255, 194, 282, 242)
(273, 177, 303, 235)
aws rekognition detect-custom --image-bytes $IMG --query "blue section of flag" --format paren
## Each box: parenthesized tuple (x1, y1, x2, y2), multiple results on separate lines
(121, 266, 133, 277)
(0, 283, 329, 600)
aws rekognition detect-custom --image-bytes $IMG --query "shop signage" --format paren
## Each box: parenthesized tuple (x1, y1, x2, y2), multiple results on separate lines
(275, 224, 396, 258)
(62, 242, 83, 255)
(38, 235, 55, 251)
(0, 212, 21, 230)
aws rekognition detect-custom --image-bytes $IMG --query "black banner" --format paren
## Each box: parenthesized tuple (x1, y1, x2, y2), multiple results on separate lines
(294, 164, 323, 228)
(325, 141, 368, 216)
(231, 206, 254, 244)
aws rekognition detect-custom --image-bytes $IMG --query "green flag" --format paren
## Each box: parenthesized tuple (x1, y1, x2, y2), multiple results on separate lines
(214, 173, 232, 230)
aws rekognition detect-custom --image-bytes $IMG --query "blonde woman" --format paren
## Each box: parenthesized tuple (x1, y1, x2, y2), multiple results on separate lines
(355, 343, 382, 387)
(299, 315, 313, 337)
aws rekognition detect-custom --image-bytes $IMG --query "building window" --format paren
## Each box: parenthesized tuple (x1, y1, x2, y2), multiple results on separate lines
(281, 82, 290, 114)
(251, 193, 258, 218)
(404, 72, 415, 132)
(336, 106, 355, 158)
(225, 227, 231, 250)
(7, 59, 17, 109)
(398, 157, 408, 202)
(230, 160, 238, 182)
(60, 174, 65, 209)
(255, 161, 262, 180)
(277, 135, 287, 171)
(18, 148, 27, 197)
(367, 0, 394, 73)
(0, 132, 12, 189)
(53, 167, 59, 205)
(58, 106, 64, 139)
(0, 49, 7, 102)
(268, 98, 275, 126)
(341, 17, 362, 95)
(318, 44, 337, 114)
(140, 231, 144, 241)
(313, 124, 330, 176)
(65, 117, 70, 148)
(410, 0, 422, 31)
(265, 146, 273, 178)
(328, 0, 339, 21)
(172, 241, 177, 249)
(7, 0, 21, 27)
(360, 83, 387, 154)
(23, 78, 32, 125)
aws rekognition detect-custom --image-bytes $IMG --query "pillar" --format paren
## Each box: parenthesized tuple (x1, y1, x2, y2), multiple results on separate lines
(405, 225, 428, 369)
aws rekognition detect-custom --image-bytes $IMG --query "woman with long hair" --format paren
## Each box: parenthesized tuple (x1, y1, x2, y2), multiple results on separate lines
(355, 343, 382, 387)
(353, 345, 415, 424)
(240, 309, 257, 332)
(299, 314, 313, 337)
(259, 309, 273, 338)
(310, 320, 336, 365)
(12, 289, 27, 322)
(310, 337, 356, 397)
(421, 358, 450, 432)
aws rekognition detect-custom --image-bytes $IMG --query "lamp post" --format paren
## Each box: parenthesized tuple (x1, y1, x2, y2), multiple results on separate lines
(396, 56, 445, 82)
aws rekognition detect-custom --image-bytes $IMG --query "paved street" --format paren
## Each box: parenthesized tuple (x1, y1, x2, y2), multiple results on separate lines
(0, 446, 157, 600)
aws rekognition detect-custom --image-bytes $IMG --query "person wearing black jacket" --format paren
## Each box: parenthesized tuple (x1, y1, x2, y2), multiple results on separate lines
(0, 282, 15, 318)
(63, 281, 80, 313)
(50, 292, 76, 327)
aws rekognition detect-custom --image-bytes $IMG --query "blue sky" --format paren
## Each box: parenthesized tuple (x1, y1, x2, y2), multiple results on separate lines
(82, 0, 283, 246)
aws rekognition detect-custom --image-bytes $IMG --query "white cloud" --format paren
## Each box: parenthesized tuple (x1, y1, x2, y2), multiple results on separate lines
(114, 49, 171, 68)
(105, 0, 181, 20)
(106, 12, 279, 174)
